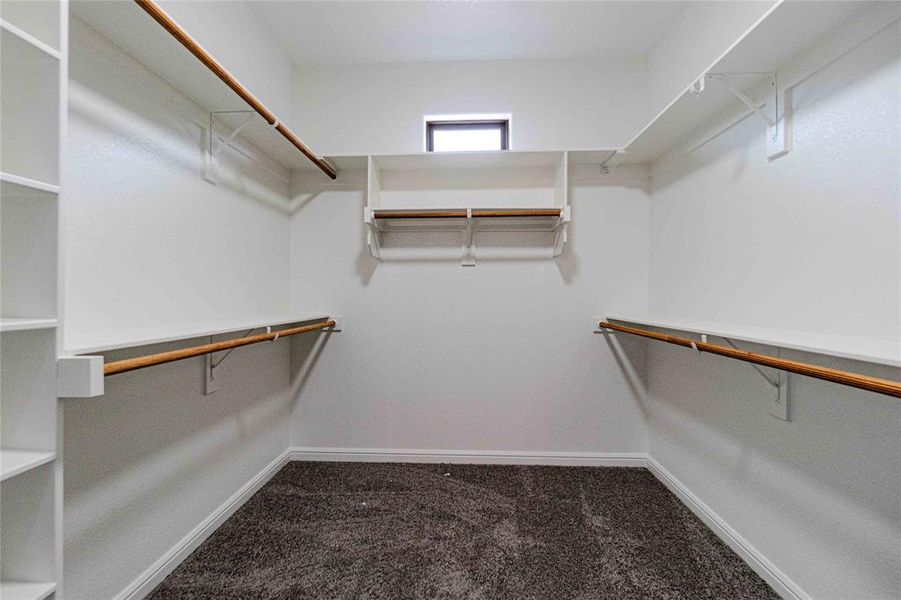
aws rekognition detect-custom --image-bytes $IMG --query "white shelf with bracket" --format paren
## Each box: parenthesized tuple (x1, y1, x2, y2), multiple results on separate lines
(364, 150, 570, 264)
(599, 314, 901, 368)
(71, 1, 326, 174)
(66, 313, 332, 355)
(612, 1, 870, 165)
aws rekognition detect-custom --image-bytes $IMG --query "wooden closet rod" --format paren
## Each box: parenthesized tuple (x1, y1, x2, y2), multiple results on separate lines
(104, 320, 336, 376)
(373, 209, 562, 219)
(133, 0, 337, 180)
(597, 321, 901, 399)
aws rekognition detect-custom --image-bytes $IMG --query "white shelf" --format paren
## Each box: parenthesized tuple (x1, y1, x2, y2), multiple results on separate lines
(618, 1, 868, 164)
(605, 315, 901, 368)
(0, 450, 55, 482)
(373, 149, 565, 171)
(0, 172, 60, 195)
(0, 18, 60, 60)
(67, 313, 332, 355)
(0, 318, 58, 333)
(70, 2, 321, 172)
(0, 582, 56, 600)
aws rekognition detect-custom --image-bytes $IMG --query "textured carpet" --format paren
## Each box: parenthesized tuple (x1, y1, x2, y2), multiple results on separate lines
(149, 462, 778, 599)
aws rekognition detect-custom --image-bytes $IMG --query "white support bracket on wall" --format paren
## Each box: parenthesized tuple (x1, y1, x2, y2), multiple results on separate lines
(204, 319, 344, 395)
(205, 328, 256, 395)
(695, 72, 791, 160)
(552, 206, 571, 257)
(462, 209, 476, 267)
(722, 337, 790, 420)
(57, 356, 104, 398)
(204, 110, 256, 184)
(363, 207, 381, 260)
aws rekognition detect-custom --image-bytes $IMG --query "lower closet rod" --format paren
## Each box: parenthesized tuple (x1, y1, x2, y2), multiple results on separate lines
(104, 320, 336, 376)
(597, 321, 901, 399)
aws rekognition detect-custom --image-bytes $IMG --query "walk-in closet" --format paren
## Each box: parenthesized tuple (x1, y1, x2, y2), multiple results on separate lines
(0, 1, 898, 598)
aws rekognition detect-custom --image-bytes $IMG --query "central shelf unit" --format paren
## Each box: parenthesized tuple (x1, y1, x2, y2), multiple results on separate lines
(360, 150, 571, 264)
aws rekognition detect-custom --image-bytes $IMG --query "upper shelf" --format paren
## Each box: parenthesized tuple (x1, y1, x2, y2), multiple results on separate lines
(66, 313, 331, 355)
(0, 18, 60, 60)
(70, 1, 331, 175)
(0, 318, 58, 333)
(618, 1, 870, 165)
(605, 314, 901, 368)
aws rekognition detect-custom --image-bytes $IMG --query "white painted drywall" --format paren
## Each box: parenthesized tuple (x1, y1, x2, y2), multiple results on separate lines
(291, 58, 649, 155)
(62, 16, 297, 599)
(647, 0, 778, 119)
(287, 169, 652, 455)
(64, 18, 290, 342)
(645, 11, 901, 598)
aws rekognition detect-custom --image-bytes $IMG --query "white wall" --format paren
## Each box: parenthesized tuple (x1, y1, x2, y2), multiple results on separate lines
(288, 171, 651, 455)
(647, 1, 778, 118)
(645, 11, 900, 599)
(292, 58, 648, 155)
(287, 49, 652, 456)
(62, 15, 297, 599)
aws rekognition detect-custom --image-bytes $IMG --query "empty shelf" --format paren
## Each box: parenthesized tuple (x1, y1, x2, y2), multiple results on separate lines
(67, 313, 331, 354)
(0, 18, 60, 61)
(0, 172, 60, 195)
(605, 315, 901, 368)
(0, 449, 56, 481)
(0, 318, 58, 333)
(0, 582, 56, 600)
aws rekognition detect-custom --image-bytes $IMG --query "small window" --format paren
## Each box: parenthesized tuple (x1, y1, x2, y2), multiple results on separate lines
(426, 119, 509, 152)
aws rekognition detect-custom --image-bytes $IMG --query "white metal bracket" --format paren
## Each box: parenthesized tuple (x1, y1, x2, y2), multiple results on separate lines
(204, 110, 256, 184)
(57, 355, 105, 398)
(205, 328, 254, 395)
(723, 337, 790, 421)
(700, 72, 791, 160)
(462, 208, 476, 266)
(364, 208, 382, 260)
(552, 206, 571, 257)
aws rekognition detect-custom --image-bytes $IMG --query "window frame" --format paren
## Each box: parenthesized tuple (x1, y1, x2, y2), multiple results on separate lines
(425, 119, 510, 152)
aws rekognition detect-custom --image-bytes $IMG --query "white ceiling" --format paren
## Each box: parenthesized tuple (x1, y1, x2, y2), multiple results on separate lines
(248, 1, 689, 66)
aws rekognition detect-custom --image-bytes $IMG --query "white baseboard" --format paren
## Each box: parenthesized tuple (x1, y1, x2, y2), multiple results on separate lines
(288, 446, 648, 467)
(115, 448, 292, 600)
(645, 457, 809, 600)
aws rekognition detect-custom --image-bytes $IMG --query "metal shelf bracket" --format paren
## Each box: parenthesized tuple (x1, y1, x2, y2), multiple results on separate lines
(204, 110, 256, 184)
(462, 209, 476, 266)
(723, 337, 790, 420)
(695, 72, 791, 160)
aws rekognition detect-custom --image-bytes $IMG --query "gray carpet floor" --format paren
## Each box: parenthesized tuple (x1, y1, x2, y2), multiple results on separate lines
(149, 462, 778, 599)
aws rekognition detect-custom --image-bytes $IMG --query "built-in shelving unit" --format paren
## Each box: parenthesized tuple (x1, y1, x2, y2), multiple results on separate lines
(0, 0, 65, 595)
(67, 313, 332, 355)
(604, 315, 901, 368)
(362, 150, 570, 263)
